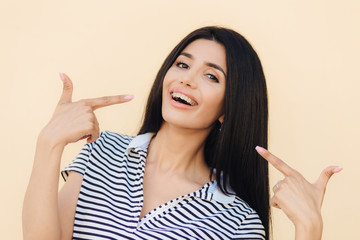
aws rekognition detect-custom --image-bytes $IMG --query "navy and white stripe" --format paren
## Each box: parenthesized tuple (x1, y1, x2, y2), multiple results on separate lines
(62, 131, 265, 239)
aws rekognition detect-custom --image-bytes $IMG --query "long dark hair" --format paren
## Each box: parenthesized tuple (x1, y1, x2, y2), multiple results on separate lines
(139, 26, 270, 238)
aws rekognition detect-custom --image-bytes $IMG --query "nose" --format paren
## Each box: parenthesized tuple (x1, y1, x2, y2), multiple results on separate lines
(180, 70, 197, 88)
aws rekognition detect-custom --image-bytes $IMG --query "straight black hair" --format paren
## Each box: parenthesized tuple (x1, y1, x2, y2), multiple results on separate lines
(139, 26, 270, 238)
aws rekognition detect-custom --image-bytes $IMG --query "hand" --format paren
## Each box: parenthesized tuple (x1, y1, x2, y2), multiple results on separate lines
(40, 73, 134, 148)
(255, 146, 342, 238)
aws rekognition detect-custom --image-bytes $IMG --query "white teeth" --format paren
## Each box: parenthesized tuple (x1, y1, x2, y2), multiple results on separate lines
(172, 92, 196, 106)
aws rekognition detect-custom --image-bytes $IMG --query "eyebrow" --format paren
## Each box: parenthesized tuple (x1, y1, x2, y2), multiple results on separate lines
(180, 52, 227, 78)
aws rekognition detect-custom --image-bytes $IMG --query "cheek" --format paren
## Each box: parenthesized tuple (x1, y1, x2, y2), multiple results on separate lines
(202, 85, 225, 113)
(162, 71, 174, 93)
(163, 67, 177, 82)
(209, 97, 224, 116)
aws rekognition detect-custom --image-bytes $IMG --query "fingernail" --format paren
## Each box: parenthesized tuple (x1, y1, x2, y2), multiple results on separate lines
(124, 94, 134, 100)
(59, 72, 65, 82)
(332, 166, 343, 173)
(255, 146, 265, 154)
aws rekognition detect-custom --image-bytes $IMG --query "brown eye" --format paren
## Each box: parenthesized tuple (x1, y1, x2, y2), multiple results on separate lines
(206, 73, 219, 83)
(176, 62, 189, 69)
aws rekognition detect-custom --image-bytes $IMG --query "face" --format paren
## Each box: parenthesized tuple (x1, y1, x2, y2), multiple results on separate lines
(162, 39, 226, 130)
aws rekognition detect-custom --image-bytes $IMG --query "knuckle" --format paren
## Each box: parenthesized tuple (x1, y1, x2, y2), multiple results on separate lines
(272, 160, 280, 169)
(282, 177, 289, 183)
(281, 179, 292, 188)
(63, 82, 72, 91)
(324, 170, 333, 179)
(100, 96, 111, 104)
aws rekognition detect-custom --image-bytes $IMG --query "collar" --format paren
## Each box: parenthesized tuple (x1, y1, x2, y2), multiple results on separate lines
(208, 181, 236, 204)
(126, 132, 155, 154)
(126, 133, 236, 204)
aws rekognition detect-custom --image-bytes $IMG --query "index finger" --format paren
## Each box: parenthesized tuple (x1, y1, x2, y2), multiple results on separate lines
(255, 146, 295, 176)
(84, 94, 134, 110)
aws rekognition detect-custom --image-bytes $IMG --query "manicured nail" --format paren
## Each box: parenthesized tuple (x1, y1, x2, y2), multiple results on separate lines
(59, 72, 65, 82)
(255, 146, 265, 154)
(124, 94, 134, 100)
(332, 166, 343, 173)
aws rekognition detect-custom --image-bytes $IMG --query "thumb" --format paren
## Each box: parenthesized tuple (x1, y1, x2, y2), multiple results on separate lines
(58, 73, 73, 104)
(315, 166, 342, 191)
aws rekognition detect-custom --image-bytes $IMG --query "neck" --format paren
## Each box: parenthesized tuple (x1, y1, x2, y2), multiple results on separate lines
(146, 122, 213, 183)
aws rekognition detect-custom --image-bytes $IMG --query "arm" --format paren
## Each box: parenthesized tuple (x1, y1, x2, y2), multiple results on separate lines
(22, 134, 65, 240)
(255, 146, 342, 240)
(58, 171, 84, 239)
(22, 73, 133, 240)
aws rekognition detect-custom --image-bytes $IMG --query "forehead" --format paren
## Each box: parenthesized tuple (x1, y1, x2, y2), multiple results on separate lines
(181, 39, 227, 73)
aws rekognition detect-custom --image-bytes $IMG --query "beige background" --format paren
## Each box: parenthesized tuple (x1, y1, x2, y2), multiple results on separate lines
(1, 0, 359, 239)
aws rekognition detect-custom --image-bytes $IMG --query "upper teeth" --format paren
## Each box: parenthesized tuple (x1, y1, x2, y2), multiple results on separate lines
(172, 92, 195, 106)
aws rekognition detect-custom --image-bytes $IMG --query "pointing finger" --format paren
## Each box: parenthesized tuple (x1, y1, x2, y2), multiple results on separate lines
(315, 166, 342, 191)
(255, 146, 294, 176)
(58, 73, 73, 104)
(85, 94, 134, 110)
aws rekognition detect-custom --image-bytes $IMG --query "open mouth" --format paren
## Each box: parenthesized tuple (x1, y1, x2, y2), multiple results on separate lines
(171, 92, 196, 106)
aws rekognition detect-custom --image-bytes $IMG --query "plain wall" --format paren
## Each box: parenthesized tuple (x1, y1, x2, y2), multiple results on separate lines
(1, 0, 359, 239)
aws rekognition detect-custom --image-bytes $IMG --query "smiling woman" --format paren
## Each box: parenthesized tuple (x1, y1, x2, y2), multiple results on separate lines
(22, 26, 340, 240)
(162, 39, 226, 129)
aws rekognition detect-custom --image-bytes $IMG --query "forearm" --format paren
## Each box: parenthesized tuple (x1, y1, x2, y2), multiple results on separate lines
(22, 133, 65, 240)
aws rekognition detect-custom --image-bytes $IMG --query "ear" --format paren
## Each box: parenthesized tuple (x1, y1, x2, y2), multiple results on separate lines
(218, 114, 224, 124)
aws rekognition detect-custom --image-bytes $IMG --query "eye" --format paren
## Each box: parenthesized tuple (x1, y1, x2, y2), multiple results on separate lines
(206, 73, 219, 83)
(176, 61, 189, 69)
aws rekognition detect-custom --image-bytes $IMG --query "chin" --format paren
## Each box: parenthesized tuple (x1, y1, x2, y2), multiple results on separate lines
(162, 113, 214, 132)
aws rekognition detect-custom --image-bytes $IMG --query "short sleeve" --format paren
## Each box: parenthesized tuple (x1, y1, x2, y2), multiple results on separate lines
(233, 211, 266, 240)
(61, 141, 95, 181)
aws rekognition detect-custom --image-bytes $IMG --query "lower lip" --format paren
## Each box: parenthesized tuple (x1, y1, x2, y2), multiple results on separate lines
(169, 94, 197, 110)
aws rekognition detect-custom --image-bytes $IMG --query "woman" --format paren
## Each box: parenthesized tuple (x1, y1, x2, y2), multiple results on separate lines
(23, 26, 341, 240)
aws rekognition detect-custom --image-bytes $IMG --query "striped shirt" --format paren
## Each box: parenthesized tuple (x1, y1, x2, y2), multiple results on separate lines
(62, 131, 265, 239)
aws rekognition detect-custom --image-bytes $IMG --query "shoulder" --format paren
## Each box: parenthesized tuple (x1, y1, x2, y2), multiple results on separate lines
(232, 196, 260, 217)
(88, 131, 134, 155)
(208, 182, 264, 225)
(95, 130, 134, 147)
(211, 182, 258, 219)
(202, 183, 266, 239)
(91, 131, 154, 160)
(84, 131, 138, 162)
(209, 184, 265, 239)
(232, 197, 266, 239)
(61, 131, 134, 180)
